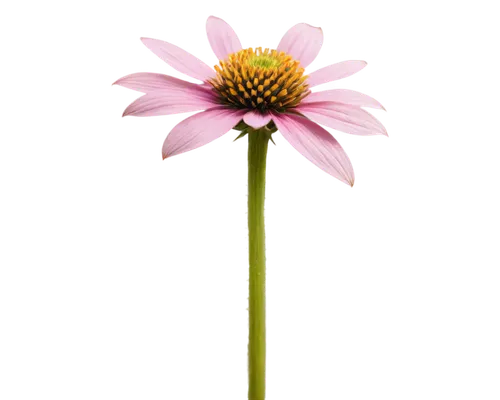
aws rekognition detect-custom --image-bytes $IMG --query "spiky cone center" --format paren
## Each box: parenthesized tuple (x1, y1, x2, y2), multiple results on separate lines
(209, 48, 310, 113)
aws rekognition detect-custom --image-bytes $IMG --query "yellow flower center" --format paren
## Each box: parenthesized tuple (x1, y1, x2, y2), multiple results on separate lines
(209, 48, 310, 112)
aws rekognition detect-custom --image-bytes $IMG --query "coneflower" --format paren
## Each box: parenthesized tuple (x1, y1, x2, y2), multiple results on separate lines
(114, 16, 386, 400)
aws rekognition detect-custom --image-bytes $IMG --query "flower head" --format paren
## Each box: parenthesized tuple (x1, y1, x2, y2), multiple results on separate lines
(114, 16, 387, 186)
(210, 48, 309, 112)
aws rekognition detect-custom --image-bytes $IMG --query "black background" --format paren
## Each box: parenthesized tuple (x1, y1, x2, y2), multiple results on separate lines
(99, 2, 410, 399)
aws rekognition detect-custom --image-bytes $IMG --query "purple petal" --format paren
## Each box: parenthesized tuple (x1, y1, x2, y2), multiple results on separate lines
(159, 108, 246, 161)
(138, 36, 216, 81)
(113, 72, 211, 93)
(273, 113, 356, 189)
(121, 78, 220, 119)
(300, 86, 388, 112)
(307, 57, 370, 87)
(243, 111, 272, 129)
(296, 101, 391, 139)
(203, 14, 243, 60)
(276, 22, 326, 70)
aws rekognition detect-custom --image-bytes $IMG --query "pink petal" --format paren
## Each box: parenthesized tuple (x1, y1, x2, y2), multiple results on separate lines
(273, 113, 354, 186)
(163, 108, 246, 158)
(243, 111, 273, 129)
(297, 102, 387, 136)
(206, 16, 242, 60)
(141, 38, 215, 82)
(302, 89, 385, 110)
(307, 61, 367, 88)
(122, 89, 218, 117)
(113, 72, 212, 93)
(277, 23, 323, 68)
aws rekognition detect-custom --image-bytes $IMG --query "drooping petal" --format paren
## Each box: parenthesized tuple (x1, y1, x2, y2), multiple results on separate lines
(302, 89, 385, 110)
(206, 16, 242, 61)
(122, 89, 218, 117)
(162, 108, 246, 159)
(277, 23, 323, 68)
(113, 72, 210, 93)
(273, 113, 354, 185)
(141, 38, 215, 82)
(297, 102, 387, 136)
(243, 111, 273, 129)
(307, 61, 367, 88)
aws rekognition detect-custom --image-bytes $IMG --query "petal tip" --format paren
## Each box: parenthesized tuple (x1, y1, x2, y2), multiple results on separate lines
(158, 145, 168, 163)
(136, 35, 153, 43)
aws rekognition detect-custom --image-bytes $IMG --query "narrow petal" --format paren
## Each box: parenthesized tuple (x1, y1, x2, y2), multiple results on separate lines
(307, 61, 367, 88)
(113, 72, 210, 93)
(243, 111, 272, 129)
(122, 89, 217, 117)
(297, 102, 387, 136)
(302, 89, 385, 110)
(206, 16, 242, 60)
(162, 108, 246, 158)
(277, 23, 323, 68)
(273, 113, 354, 185)
(141, 38, 215, 82)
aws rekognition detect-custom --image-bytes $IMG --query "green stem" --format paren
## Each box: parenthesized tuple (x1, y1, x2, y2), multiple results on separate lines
(247, 129, 269, 400)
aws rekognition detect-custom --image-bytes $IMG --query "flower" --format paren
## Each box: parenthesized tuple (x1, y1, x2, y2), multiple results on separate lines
(114, 16, 387, 186)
